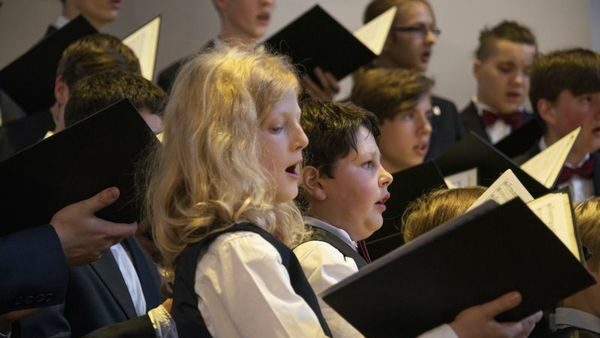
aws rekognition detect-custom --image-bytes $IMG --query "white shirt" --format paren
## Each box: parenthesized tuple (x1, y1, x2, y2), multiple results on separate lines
(539, 137, 594, 202)
(294, 217, 458, 338)
(109, 243, 147, 316)
(54, 15, 70, 30)
(473, 97, 524, 144)
(194, 231, 329, 338)
(554, 307, 600, 334)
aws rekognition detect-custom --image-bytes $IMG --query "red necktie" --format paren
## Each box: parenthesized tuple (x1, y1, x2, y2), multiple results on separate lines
(556, 157, 596, 185)
(481, 110, 524, 129)
(357, 240, 372, 263)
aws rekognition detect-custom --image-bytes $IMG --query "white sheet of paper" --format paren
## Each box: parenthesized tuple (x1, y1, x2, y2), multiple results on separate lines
(123, 16, 161, 80)
(469, 169, 534, 210)
(520, 127, 581, 188)
(444, 168, 477, 189)
(353, 7, 396, 55)
(527, 192, 580, 261)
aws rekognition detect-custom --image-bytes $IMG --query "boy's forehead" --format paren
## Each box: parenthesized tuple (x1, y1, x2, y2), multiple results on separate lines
(485, 39, 536, 60)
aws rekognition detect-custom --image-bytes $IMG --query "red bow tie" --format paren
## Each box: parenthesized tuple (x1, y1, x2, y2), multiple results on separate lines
(481, 110, 524, 129)
(556, 157, 596, 185)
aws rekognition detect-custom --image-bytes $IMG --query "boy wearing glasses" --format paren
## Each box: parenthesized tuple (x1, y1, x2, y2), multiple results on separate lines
(362, 0, 464, 160)
(461, 21, 538, 144)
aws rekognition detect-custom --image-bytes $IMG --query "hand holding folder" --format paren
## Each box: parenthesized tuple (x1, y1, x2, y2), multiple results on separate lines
(322, 199, 595, 337)
(0, 99, 158, 237)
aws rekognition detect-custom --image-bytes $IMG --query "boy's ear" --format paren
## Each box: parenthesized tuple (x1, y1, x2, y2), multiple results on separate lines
(54, 75, 69, 106)
(301, 166, 327, 201)
(536, 98, 556, 126)
(473, 59, 482, 78)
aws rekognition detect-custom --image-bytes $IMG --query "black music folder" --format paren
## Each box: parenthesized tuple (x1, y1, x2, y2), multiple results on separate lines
(322, 199, 595, 338)
(366, 161, 447, 259)
(0, 99, 158, 237)
(0, 16, 97, 113)
(435, 132, 549, 197)
(495, 118, 544, 159)
(264, 5, 385, 82)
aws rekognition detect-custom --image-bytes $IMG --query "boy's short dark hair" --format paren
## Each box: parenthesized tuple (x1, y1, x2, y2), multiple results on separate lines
(57, 33, 141, 89)
(529, 48, 600, 115)
(351, 67, 434, 122)
(301, 101, 380, 178)
(475, 20, 537, 60)
(64, 70, 166, 127)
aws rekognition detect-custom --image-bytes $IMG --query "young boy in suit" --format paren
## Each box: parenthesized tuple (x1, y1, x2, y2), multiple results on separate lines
(522, 48, 600, 202)
(351, 67, 433, 174)
(362, 0, 464, 160)
(296, 100, 541, 338)
(461, 20, 538, 145)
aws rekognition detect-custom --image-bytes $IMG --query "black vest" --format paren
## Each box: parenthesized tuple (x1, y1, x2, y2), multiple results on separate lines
(172, 222, 332, 337)
(303, 224, 368, 269)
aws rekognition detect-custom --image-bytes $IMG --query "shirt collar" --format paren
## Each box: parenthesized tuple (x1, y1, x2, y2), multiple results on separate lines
(55, 15, 70, 30)
(304, 216, 357, 250)
(554, 307, 600, 334)
(472, 96, 525, 116)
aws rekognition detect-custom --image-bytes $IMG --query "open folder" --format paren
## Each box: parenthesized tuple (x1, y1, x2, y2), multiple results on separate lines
(0, 99, 158, 237)
(322, 199, 595, 338)
(0, 16, 98, 114)
(366, 161, 447, 259)
(264, 5, 396, 82)
(123, 15, 162, 81)
(435, 132, 550, 197)
(470, 169, 585, 262)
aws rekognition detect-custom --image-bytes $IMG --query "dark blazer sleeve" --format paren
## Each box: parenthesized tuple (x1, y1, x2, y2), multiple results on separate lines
(81, 315, 156, 338)
(0, 225, 68, 314)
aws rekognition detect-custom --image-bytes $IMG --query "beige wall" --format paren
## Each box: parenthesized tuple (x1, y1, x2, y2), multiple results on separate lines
(0, 0, 598, 107)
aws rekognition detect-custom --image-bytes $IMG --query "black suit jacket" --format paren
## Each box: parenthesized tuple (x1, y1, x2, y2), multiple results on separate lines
(157, 40, 216, 93)
(460, 101, 490, 143)
(19, 237, 162, 338)
(0, 225, 68, 314)
(425, 95, 465, 160)
(81, 315, 155, 338)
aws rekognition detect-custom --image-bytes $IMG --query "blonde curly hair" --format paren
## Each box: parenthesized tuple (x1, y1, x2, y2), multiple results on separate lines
(145, 46, 307, 272)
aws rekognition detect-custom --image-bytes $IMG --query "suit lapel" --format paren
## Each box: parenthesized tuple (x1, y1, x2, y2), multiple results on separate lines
(122, 238, 161, 310)
(90, 250, 138, 319)
(460, 102, 491, 143)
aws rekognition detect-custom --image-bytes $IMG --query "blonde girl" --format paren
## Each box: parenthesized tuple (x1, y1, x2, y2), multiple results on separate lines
(145, 46, 331, 337)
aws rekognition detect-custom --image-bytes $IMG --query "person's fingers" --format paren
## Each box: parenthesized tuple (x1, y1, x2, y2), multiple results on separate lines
(323, 70, 340, 93)
(313, 67, 336, 95)
(479, 291, 522, 318)
(84, 187, 120, 213)
(105, 222, 138, 242)
(301, 74, 327, 100)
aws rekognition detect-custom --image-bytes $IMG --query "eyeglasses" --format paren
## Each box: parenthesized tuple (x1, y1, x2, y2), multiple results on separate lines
(392, 25, 441, 37)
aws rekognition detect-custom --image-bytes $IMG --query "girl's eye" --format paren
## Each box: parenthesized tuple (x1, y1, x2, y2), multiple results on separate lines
(270, 126, 284, 133)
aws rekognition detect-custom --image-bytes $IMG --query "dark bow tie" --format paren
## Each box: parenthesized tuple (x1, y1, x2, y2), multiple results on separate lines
(557, 157, 596, 185)
(357, 240, 372, 263)
(481, 110, 524, 129)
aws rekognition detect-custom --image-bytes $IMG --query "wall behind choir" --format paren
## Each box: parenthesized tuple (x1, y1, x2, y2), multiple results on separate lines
(0, 0, 598, 109)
